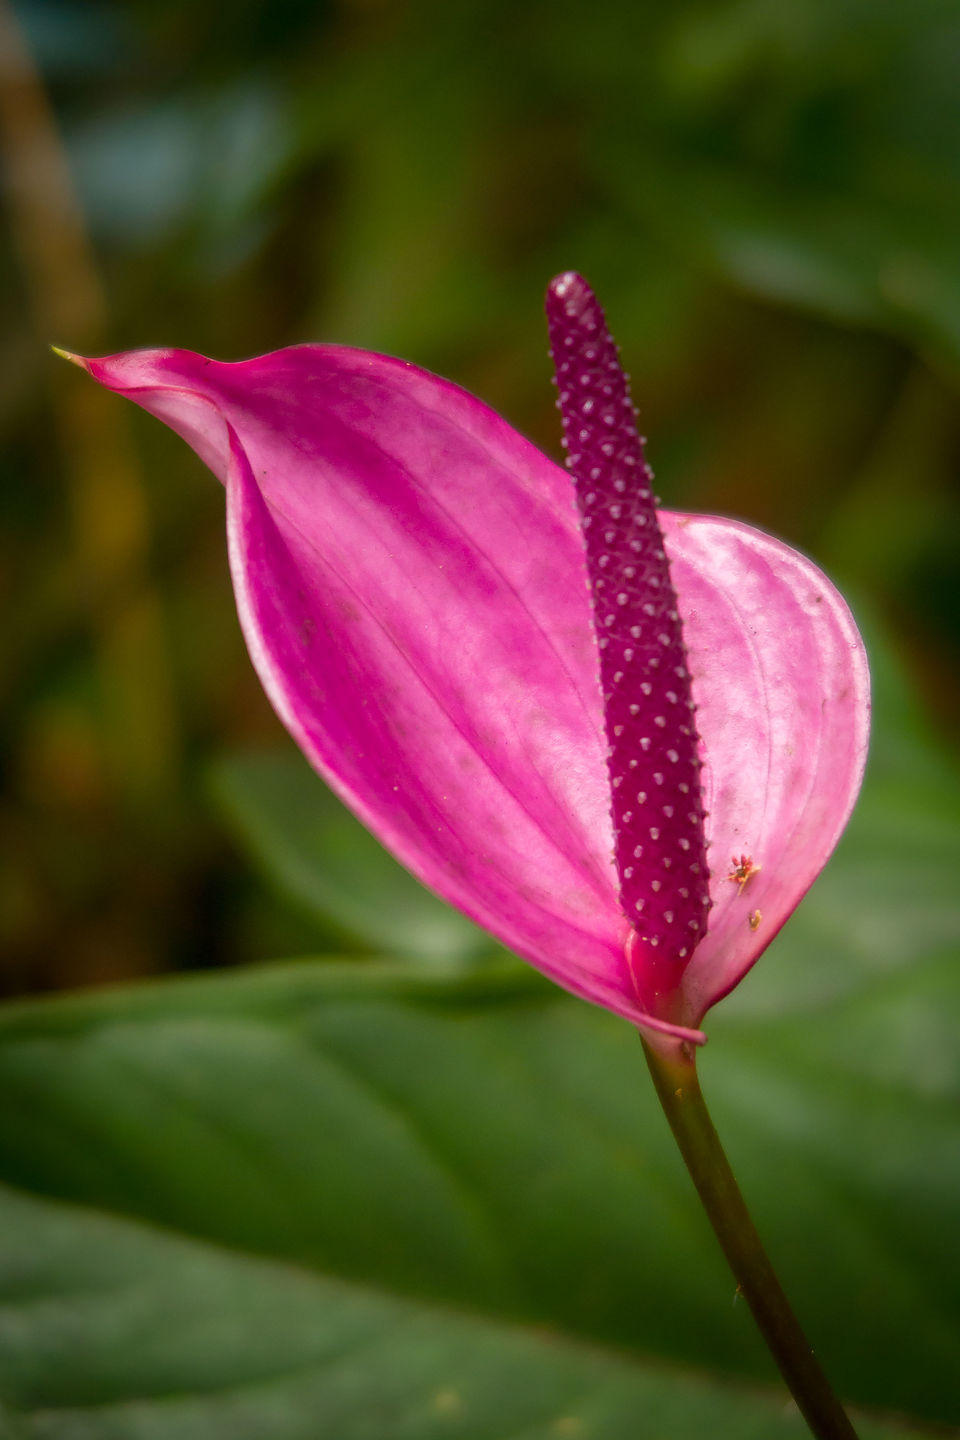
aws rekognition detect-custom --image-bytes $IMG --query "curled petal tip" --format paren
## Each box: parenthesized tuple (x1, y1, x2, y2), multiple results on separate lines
(50, 345, 87, 370)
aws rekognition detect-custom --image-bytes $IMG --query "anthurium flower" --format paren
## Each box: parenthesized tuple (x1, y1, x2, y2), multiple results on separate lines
(66, 275, 869, 1045)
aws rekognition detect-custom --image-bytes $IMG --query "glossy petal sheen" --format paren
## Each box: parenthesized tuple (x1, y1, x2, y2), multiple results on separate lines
(80, 346, 869, 1039)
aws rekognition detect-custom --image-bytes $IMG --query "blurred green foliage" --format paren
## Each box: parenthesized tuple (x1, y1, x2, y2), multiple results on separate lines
(1, 0, 958, 992)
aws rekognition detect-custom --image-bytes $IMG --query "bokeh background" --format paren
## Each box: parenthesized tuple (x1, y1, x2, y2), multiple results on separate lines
(2, 4, 960, 1437)
(2, 0, 958, 998)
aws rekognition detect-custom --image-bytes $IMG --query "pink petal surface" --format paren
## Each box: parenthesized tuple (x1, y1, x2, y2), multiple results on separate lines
(78, 345, 869, 1039)
(663, 514, 870, 1029)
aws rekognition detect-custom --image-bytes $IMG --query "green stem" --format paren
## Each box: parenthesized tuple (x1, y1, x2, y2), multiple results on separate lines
(642, 1037, 859, 1440)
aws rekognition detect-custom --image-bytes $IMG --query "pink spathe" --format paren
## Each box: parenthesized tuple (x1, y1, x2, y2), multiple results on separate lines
(71, 281, 870, 1046)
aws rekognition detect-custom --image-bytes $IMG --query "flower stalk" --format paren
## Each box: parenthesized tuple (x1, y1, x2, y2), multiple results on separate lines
(643, 1037, 859, 1440)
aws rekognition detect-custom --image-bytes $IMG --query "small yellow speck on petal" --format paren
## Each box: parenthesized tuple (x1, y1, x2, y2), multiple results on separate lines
(728, 853, 761, 894)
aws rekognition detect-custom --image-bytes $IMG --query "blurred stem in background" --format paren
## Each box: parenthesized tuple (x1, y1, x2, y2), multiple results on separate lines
(0, 0, 177, 817)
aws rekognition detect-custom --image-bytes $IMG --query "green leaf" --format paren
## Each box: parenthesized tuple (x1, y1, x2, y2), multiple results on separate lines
(208, 748, 491, 965)
(0, 1181, 931, 1440)
(4, 626, 959, 1435)
(0, 897, 957, 1435)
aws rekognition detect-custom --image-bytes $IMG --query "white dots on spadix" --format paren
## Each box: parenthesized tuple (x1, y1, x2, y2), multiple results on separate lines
(546, 273, 711, 955)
